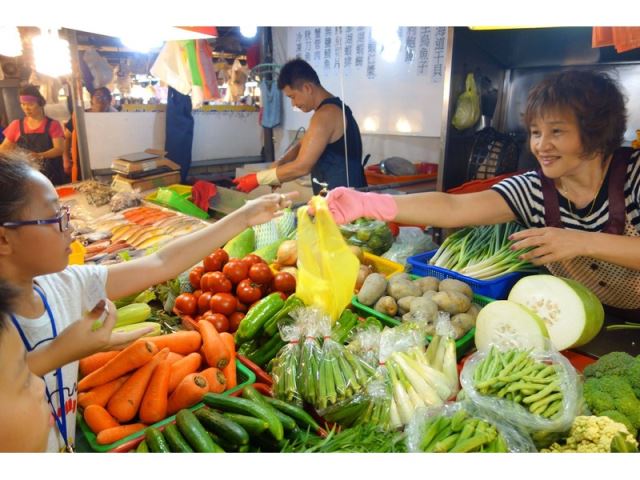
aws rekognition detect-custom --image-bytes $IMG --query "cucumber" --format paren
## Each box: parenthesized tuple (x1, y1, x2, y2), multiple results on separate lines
(145, 427, 171, 453)
(263, 295, 304, 336)
(203, 393, 284, 441)
(175, 409, 220, 453)
(163, 423, 194, 453)
(195, 407, 250, 446)
(135, 440, 149, 453)
(222, 413, 269, 436)
(262, 395, 322, 432)
(208, 431, 235, 452)
(235, 293, 285, 343)
(241, 385, 297, 432)
(248, 333, 286, 366)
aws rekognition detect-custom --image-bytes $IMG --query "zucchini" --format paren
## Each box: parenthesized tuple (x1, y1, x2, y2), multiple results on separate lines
(135, 439, 149, 453)
(241, 385, 297, 432)
(203, 393, 284, 441)
(235, 293, 285, 343)
(145, 427, 171, 453)
(222, 413, 269, 436)
(195, 407, 250, 446)
(175, 409, 220, 453)
(262, 395, 322, 432)
(115, 302, 151, 327)
(163, 423, 194, 453)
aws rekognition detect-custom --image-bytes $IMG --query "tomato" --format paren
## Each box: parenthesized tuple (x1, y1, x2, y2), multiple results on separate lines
(203, 253, 223, 272)
(201, 271, 232, 294)
(241, 253, 266, 269)
(228, 312, 245, 333)
(206, 312, 229, 333)
(272, 272, 296, 295)
(197, 291, 213, 314)
(249, 262, 273, 285)
(211, 248, 229, 268)
(236, 302, 248, 313)
(236, 278, 263, 304)
(209, 293, 238, 316)
(189, 266, 204, 290)
(275, 291, 287, 301)
(223, 260, 249, 285)
(192, 289, 203, 300)
(174, 293, 197, 316)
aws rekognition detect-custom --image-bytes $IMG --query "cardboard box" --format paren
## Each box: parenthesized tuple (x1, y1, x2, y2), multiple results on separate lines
(111, 149, 180, 176)
(111, 171, 182, 193)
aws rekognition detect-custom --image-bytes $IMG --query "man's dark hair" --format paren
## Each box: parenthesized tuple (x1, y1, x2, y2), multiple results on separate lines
(92, 87, 112, 102)
(524, 69, 627, 159)
(278, 58, 321, 90)
(19, 84, 46, 107)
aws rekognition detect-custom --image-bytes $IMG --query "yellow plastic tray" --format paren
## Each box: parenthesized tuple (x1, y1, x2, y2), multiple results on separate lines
(362, 251, 404, 278)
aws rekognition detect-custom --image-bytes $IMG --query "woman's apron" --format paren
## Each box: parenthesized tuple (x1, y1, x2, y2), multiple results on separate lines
(539, 147, 640, 319)
(17, 117, 67, 186)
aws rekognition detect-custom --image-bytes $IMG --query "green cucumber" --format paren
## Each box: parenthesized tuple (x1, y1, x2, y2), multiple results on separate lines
(241, 385, 297, 432)
(163, 423, 194, 453)
(195, 407, 249, 446)
(262, 396, 322, 432)
(248, 333, 286, 366)
(222, 413, 269, 436)
(235, 293, 285, 343)
(135, 440, 149, 453)
(264, 295, 304, 336)
(145, 427, 171, 453)
(175, 409, 220, 453)
(203, 393, 284, 441)
(208, 431, 235, 452)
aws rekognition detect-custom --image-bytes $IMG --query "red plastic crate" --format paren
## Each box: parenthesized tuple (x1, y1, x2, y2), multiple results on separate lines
(365, 162, 438, 185)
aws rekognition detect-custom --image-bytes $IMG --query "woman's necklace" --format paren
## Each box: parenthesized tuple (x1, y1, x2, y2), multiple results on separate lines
(559, 158, 610, 219)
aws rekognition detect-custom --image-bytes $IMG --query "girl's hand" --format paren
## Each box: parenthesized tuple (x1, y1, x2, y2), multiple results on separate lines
(239, 191, 299, 227)
(509, 227, 588, 265)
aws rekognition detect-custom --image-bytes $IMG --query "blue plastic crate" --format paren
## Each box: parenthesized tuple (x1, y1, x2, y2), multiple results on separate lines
(407, 249, 530, 300)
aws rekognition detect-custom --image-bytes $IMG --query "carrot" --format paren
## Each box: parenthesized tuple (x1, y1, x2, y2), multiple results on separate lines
(96, 423, 146, 445)
(167, 352, 202, 393)
(78, 341, 159, 392)
(83, 404, 120, 434)
(197, 320, 229, 369)
(139, 331, 202, 355)
(79, 351, 119, 377)
(199, 367, 226, 394)
(78, 375, 130, 409)
(166, 352, 184, 365)
(219, 332, 237, 390)
(138, 360, 171, 424)
(107, 348, 169, 423)
(167, 373, 209, 415)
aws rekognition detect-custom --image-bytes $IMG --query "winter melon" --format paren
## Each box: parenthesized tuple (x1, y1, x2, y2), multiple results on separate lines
(223, 228, 255, 258)
(475, 300, 550, 352)
(507, 275, 604, 351)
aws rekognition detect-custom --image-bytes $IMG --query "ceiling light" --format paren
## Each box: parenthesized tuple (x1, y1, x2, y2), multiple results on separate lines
(0, 27, 23, 57)
(240, 26, 258, 38)
(33, 28, 71, 77)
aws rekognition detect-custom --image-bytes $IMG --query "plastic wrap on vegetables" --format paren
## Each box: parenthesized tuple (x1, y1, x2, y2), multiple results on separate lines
(271, 308, 304, 406)
(339, 218, 394, 256)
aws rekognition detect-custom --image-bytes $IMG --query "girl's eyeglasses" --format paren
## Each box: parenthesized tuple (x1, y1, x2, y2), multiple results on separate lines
(1, 206, 71, 233)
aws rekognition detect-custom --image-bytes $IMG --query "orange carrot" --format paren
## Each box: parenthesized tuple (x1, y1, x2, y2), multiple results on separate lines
(167, 373, 209, 415)
(78, 375, 130, 409)
(96, 423, 146, 445)
(199, 367, 226, 393)
(83, 404, 120, 434)
(140, 331, 202, 355)
(166, 352, 184, 365)
(79, 351, 119, 377)
(219, 332, 237, 390)
(138, 360, 171, 424)
(198, 320, 229, 369)
(167, 352, 202, 393)
(107, 348, 169, 423)
(78, 341, 159, 392)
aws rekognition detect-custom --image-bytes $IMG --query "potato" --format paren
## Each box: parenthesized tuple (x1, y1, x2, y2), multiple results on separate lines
(397, 296, 418, 315)
(388, 272, 411, 284)
(402, 298, 438, 325)
(413, 276, 440, 293)
(438, 278, 473, 299)
(465, 303, 482, 320)
(387, 280, 422, 300)
(374, 296, 398, 317)
(451, 324, 466, 340)
(357, 273, 388, 306)
(431, 290, 472, 314)
(451, 312, 476, 332)
(356, 264, 374, 291)
(422, 290, 438, 301)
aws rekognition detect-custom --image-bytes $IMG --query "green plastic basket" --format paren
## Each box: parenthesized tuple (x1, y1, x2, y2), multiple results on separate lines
(145, 184, 210, 220)
(77, 359, 255, 452)
(351, 275, 495, 360)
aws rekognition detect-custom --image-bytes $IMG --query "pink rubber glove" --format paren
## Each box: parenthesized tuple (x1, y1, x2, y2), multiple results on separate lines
(325, 187, 398, 224)
(233, 173, 259, 193)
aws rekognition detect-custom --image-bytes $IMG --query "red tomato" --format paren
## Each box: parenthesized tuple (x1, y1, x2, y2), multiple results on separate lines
(192, 289, 203, 301)
(275, 291, 287, 301)
(211, 248, 229, 268)
(174, 293, 197, 316)
(241, 253, 266, 269)
(228, 312, 245, 333)
(236, 278, 262, 304)
(209, 293, 238, 316)
(201, 271, 232, 294)
(272, 272, 296, 295)
(206, 313, 229, 333)
(203, 253, 223, 272)
(189, 266, 204, 290)
(249, 262, 273, 285)
(197, 291, 213, 314)
(236, 302, 248, 313)
(223, 260, 249, 285)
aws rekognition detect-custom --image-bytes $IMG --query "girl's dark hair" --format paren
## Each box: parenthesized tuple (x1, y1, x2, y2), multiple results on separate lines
(0, 280, 19, 332)
(278, 58, 321, 90)
(523, 70, 627, 159)
(19, 84, 46, 107)
(0, 151, 35, 224)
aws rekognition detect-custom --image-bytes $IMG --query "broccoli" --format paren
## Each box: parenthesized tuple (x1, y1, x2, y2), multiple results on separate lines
(583, 376, 640, 435)
(583, 351, 635, 379)
(627, 360, 640, 398)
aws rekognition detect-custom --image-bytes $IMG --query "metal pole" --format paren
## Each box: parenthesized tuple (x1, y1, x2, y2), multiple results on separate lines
(261, 27, 275, 164)
(64, 28, 93, 180)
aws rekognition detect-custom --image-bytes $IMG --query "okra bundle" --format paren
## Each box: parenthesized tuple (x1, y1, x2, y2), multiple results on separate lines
(271, 317, 303, 405)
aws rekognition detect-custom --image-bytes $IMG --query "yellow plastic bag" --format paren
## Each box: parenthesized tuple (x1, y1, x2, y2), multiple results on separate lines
(452, 72, 480, 131)
(296, 196, 359, 324)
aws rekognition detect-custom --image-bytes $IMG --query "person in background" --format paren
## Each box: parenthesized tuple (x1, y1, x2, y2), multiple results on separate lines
(0, 85, 66, 185)
(233, 58, 367, 195)
(323, 69, 640, 319)
(0, 279, 52, 452)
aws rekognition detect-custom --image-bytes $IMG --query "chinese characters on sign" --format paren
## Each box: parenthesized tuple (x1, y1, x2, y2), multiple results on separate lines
(355, 27, 366, 68)
(405, 27, 417, 63)
(323, 27, 332, 71)
(432, 27, 447, 84)
(313, 28, 322, 63)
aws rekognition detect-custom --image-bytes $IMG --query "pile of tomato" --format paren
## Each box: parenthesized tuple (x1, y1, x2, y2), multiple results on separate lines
(173, 248, 296, 334)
